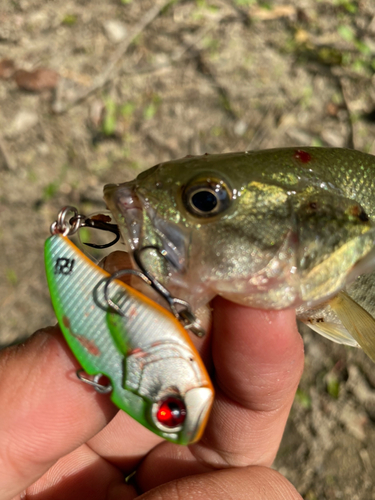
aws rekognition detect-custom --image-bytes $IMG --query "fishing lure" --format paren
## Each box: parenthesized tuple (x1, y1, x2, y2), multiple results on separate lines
(45, 207, 214, 444)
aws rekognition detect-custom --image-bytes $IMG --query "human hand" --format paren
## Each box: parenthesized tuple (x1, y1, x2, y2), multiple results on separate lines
(1, 253, 304, 500)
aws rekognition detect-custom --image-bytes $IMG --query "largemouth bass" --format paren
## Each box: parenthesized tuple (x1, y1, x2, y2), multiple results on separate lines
(104, 148, 375, 361)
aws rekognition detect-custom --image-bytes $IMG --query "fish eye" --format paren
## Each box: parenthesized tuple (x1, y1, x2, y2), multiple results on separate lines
(182, 176, 232, 217)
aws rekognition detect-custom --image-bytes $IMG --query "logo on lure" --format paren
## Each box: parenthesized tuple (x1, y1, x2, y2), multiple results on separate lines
(45, 207, 214, 444)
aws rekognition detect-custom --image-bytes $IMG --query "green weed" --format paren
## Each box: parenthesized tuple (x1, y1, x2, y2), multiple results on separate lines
(43, 182, 59, 201)
(121, 102, 136, 118)
(234, 0, 257, 6)
(6, 269, 18, 286)
(62, 14, 77, 26)
(326, 372, 340, 399)
(295, 387, 312, 409)
(143, 95, 161, 120)
(102, 98, 117, 136)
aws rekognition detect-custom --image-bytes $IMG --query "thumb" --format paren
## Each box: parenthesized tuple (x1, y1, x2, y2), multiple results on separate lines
(125, 466, 302, 500)
(0, 326, 117, 500)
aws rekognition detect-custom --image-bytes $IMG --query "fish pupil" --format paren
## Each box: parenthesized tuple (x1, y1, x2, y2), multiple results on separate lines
(359, 210, 369, 222)
(191, 191, 218, 212)
(182, 175, 232, 217)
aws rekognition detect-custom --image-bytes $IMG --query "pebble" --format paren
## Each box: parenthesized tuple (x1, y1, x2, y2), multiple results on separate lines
(234, 119, 248, 137)
(103, 20, 128, 44)
(7, 110, 39, 137)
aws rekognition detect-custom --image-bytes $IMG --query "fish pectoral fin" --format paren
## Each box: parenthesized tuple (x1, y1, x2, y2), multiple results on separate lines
(302, 320, 359, 347)
(329, 291, 375, 362)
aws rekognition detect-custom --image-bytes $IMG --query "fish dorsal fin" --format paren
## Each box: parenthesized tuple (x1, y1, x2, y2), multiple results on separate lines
(302, 320, 359, 347)
(329, 291, 375, 362)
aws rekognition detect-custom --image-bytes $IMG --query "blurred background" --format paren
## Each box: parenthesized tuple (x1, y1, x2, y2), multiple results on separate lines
(1, 0, 375, 498)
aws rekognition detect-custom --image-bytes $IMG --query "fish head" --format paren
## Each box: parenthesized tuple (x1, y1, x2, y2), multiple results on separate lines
(104, 151, 375, 310)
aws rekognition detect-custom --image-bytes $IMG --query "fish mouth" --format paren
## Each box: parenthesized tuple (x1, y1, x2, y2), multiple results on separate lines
(104, 182, 188, 273)
(104, 183, 144, 251)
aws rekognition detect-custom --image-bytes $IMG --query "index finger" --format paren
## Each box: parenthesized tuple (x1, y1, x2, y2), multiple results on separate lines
(136, 299, 304, 491)
(202, 299, 304, 464)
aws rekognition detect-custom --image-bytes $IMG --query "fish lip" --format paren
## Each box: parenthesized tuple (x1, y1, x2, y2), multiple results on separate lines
(104, 182, 143, 251)
(105, 183, 188, 272)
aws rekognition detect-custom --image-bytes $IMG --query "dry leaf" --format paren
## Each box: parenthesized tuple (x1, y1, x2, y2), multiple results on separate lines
(295, 29, 309, 44)
(14, 68, 59, 92)
(250, 5, 296, 21)
(0, 58, 16, 80)
(326, 102, 339, 117)
(59, 68, 92, 86)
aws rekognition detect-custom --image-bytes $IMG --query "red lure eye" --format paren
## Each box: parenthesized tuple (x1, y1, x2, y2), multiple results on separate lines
(156, 397, 187, 428)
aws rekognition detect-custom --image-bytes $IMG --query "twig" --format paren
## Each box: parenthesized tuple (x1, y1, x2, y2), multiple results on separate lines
(192, 50, 238, 121)
(119, 24, 213, 77)
(225, 0, 252, 26)
(307, 64, 356, 149)
(335, 74, 355, 149)
(0, 135, 15, 171)
(55, 0, 171, 113)
(145, 131, 178, 159)
(246, 102, 275, 151)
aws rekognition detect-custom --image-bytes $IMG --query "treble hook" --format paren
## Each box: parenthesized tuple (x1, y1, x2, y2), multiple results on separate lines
(104, 268, 152, 316)
(69, 215, 120, 249)
(104, 245, 205, 338)
(133, 246, 187, 313)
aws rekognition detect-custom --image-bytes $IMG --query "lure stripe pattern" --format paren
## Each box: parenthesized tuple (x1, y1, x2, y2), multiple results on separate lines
(45, 234, 213, 443)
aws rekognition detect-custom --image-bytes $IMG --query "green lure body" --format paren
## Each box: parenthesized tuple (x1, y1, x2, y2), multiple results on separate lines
(45, 234, 213, 444)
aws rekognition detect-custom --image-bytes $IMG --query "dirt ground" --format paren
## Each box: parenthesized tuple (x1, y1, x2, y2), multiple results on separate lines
(2, 0, 375, 498)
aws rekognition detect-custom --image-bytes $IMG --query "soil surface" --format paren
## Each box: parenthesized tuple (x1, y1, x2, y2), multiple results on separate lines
(1, 1, 375, 498)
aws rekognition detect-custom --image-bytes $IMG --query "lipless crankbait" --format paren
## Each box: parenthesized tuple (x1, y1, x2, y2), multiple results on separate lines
(45, 207, 214, 444)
